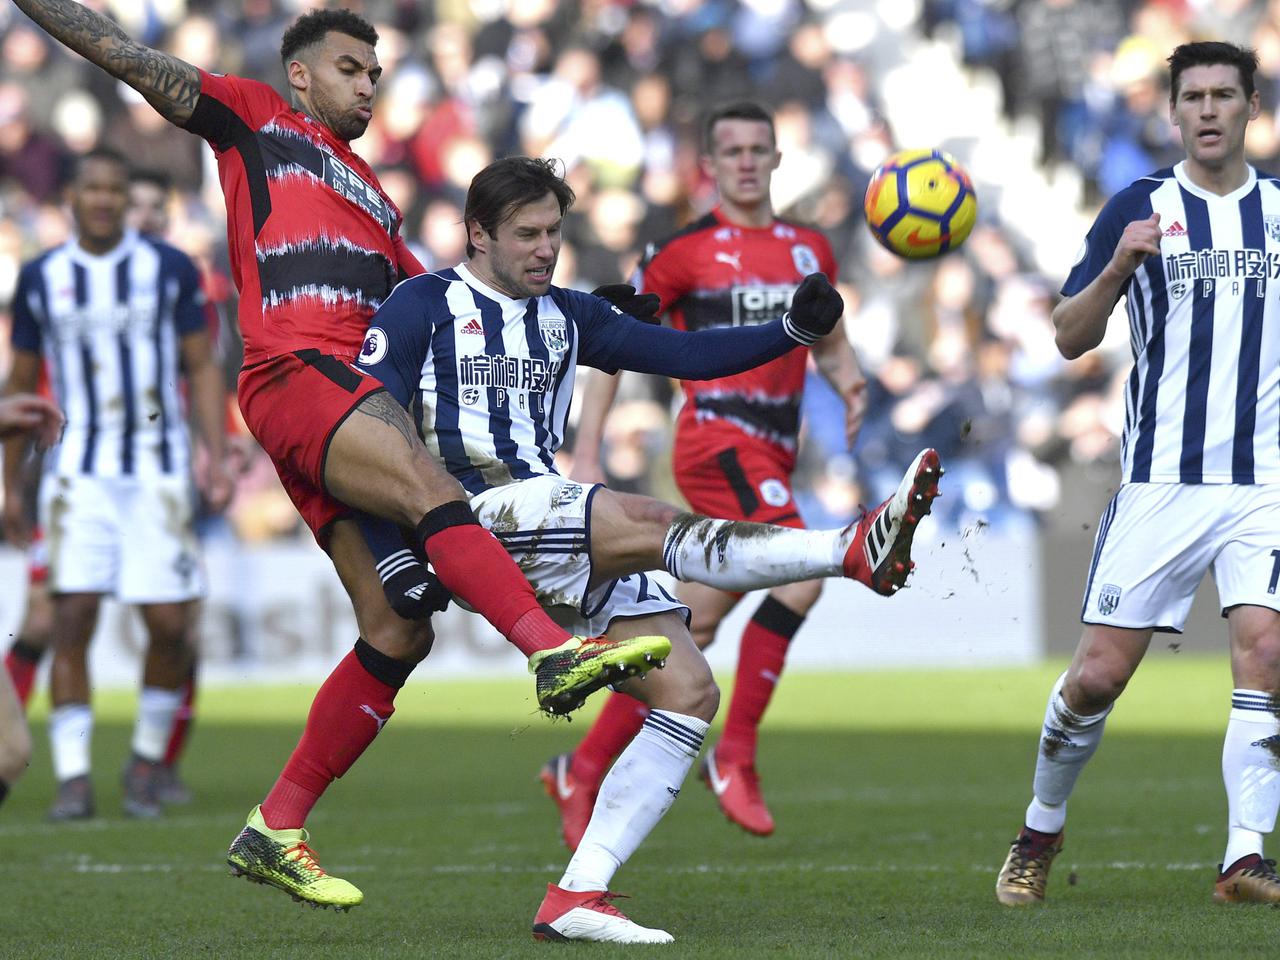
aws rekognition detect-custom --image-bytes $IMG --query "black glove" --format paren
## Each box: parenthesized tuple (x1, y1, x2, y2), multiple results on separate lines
(383, 559, 452, 619)
(783, 273, 843, 345)
(591, 283, 661, 325)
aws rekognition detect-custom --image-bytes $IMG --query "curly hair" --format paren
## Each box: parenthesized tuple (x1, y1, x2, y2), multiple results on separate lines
(280, 9, 378, 64)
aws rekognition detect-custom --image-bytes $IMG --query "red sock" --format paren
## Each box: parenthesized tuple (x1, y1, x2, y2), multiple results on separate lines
(261, 649, 398, 829)
(422, 520, 568, 657)
(4, 640, 43, 709)
(571, 692, 649, 788)
(716, 596, 805, 766)
(162, 668, 197, 767)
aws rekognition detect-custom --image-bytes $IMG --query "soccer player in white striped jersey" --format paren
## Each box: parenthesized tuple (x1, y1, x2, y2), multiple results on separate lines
(997, 40, 1280, 907)
(1, 149, 233, 821)
(358, 156, 942, 943)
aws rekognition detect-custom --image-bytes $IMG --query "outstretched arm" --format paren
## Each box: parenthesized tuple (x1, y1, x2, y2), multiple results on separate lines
(12, 0, 200, 126)
(595, 273, 844, 381)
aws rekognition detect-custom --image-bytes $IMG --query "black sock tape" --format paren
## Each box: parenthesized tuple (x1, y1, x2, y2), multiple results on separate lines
(415, 501, 479, 544)
(353, 637, 415, 689)
(9, 640, 43, 663)
(751, 595, 806, 640)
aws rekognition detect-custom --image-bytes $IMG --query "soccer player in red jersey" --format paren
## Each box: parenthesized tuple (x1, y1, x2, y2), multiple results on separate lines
(9, 1, 666, 905)
(0, 392, 62, 812)
(560, 102, 870, 843)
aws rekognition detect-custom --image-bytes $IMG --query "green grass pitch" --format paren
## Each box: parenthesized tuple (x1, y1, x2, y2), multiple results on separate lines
(2, 655, 1272, 959)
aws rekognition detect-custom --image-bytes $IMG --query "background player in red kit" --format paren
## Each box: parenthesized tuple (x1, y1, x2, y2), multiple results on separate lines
(0, 392, 62, 812)
(563, 101, 869, 843)
(9, 0, 667, 908)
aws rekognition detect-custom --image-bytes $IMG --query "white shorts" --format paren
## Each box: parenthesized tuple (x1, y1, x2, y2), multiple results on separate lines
(1082, 482, 1280, 632)
(471, 475, 689, 637)
(39, 472, 205, 603)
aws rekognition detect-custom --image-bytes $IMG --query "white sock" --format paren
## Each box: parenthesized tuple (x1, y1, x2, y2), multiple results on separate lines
(132, 686, 184, 762)
(49, 703, 93, 782)
(1026, 672, 1111, 833)
(1221, 690, 1280, 869)
(559, 709, 708, 892)
(662, 515, 843, 591)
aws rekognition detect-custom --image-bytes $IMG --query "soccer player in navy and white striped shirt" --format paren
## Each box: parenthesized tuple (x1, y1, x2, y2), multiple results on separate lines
(997, 41, 1280, 907)
(1, 149, 232, 821)
(358, 156, 943, 943)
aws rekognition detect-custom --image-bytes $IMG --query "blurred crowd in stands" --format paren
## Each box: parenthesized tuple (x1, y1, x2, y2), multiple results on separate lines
(0, 0, 1273, 542)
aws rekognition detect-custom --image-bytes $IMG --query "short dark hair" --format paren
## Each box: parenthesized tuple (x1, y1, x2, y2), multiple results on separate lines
(464, 157, 576, 258)
(73, 147, 128, 181)
(1168, 41, 1259, 101)
(280, 9, 378, 65)
(129, 169, 171, 193)
(703, 101, 775, 153)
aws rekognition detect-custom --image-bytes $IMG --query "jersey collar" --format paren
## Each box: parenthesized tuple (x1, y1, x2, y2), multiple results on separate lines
(712, 205, 776, 232)
(66, 228, 140, 266)
(1173, 160, 1257, 203)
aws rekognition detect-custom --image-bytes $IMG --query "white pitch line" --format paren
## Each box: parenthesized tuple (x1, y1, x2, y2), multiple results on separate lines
(3, 858, 1219, 877)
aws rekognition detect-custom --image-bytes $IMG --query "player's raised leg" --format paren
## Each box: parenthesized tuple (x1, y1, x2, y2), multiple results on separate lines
(227, 517, 431, 911)
(1214, 604, 1280, 904)
(840, 448, 943, 595)
(588, 450, 941, 599)
(534, 612, 714, 944)
(996, 624, 1144, 905)
(322, 390, 669, 713)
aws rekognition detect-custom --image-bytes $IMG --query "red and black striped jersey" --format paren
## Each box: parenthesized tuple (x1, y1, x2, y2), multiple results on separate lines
(185, 70, 424, 365)
(637, 207, 837, 466)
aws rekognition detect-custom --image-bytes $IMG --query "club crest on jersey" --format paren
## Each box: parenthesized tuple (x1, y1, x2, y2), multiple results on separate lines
(538, 314, 567, 351)
(791, 244, 820, 275)
(1266, 216, 1280, 243)
(1097, 583, 1122, 616)
(550, 481, 583, 508)
(759, 478, 790, 507)
(358, 327, 388, 365)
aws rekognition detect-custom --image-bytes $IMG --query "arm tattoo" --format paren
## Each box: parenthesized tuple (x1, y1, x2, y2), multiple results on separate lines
(356, 391, 422, 451)
(13, 0, 200, 123)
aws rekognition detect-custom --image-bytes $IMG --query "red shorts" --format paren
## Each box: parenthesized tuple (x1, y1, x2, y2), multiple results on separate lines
(672, 441, 805, 530)
(238, 350, 385, 544)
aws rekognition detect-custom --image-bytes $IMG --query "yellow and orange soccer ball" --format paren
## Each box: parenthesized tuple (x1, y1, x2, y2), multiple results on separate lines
(863, 149, 977, 259)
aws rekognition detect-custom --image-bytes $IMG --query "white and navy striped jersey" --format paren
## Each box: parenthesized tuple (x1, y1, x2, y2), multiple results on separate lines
(1067, 161, 1280, 484)
(11, 230, 206, 478)
(357, 264, 636, 497)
